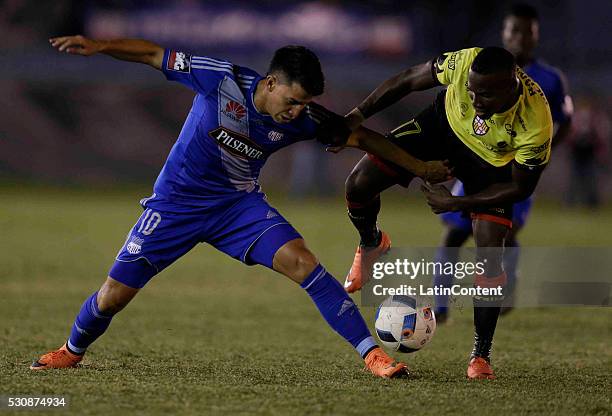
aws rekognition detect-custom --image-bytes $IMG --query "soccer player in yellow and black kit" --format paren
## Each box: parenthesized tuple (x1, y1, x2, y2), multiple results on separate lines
(338, 46, 553, 379)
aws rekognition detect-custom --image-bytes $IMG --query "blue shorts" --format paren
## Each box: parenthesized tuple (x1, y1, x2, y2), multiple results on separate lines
(440, 181, 533, 232)
(108, 192, 301, 289)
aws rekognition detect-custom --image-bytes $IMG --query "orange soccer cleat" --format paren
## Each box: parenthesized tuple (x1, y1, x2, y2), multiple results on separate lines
(364, 347, 408, 378)
(467, 357, 496, 380)
(344, 231, 391, 293)
(30, 343, 83, 370)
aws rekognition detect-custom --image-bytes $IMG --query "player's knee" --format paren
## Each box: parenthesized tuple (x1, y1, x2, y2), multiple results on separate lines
(97, 277, 139, 315)
(273, 240, 320, 284)
(345, 168, 369, 202)
(288, 249, 319, 283)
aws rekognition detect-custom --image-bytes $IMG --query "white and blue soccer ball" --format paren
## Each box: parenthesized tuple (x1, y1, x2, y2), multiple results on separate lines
(374, 295, 436, 353)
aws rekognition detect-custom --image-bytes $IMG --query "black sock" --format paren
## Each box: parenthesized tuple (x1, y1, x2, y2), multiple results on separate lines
(471, 272, 507, 361)
(471, 303, 501, 361)
(347, 195, 381, 247)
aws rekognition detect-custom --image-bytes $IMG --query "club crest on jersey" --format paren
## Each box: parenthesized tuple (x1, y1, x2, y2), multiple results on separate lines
(472, 116, 489, 136)
(167, 50, 191, 73)
(267, 130, 284, 142)
(223, 100, 246, 121)
(209, 127, 266, 160)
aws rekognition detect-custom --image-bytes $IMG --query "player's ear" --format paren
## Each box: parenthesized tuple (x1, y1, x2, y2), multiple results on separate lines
(266, 75, 276, 92)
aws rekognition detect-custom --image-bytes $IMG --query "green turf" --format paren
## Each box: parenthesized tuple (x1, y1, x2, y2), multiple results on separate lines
(1, 186, 610, 415)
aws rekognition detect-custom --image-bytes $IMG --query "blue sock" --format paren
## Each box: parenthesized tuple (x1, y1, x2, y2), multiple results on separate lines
(301, 264, 376, 358)
(67, 292, 113, 355)
(433, 246, 459, 314)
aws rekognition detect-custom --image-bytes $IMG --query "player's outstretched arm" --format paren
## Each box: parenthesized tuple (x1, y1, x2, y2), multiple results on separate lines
(345, 61, 439, 130)
(49, 35, 164, 70)
(346, 126, 452, 184)
(317, 109, 451, 183)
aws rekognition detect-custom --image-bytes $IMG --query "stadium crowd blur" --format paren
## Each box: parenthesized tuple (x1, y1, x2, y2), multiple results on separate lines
(1, 0, 610, 204)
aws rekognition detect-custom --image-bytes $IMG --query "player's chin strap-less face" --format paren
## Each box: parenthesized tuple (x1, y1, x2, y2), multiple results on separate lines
(467, 69, 520, 119)
(262, 74, 313, 124)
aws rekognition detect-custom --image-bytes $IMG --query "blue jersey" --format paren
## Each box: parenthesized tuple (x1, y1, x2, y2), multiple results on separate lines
(524, 60, 571, 125)
(148, 49, 329, 209)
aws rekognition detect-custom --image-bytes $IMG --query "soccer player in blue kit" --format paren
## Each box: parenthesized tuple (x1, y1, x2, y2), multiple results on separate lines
(31, 34, 449, 377)
(432, 4, 573, 321)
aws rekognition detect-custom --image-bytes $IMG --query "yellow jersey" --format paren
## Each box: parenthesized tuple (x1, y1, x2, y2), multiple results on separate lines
(433, 47, 553, 168)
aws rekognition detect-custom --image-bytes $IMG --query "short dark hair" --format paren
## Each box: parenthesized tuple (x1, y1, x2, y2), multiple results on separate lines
(267, 45, 324, 96)
(471, 47, 516, 75)
(508, 3, 539, 21)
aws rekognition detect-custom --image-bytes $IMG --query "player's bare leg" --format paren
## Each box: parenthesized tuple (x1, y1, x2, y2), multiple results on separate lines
(468, 218, 509, 380)
(272, 238, 321, 284)
(271, 238, 407, 378)
(344, 155, 402, 292)
(96, 277, 140, 314)
(30, 277, 139, 370)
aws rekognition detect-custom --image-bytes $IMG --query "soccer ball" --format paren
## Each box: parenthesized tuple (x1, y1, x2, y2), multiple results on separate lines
(374, 295, 436, 353)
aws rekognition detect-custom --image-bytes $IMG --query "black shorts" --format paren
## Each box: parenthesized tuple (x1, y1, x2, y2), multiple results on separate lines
(368, 91, 513, 225)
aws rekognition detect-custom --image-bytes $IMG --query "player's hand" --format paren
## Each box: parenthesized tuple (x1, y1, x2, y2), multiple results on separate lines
(421, 182, 456, 214)
(318, 113, 352, 153)
(422, 160, 453, 183)
(49, 35, 102, 56)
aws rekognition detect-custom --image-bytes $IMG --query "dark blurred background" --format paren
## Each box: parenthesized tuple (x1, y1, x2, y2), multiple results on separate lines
(1, 0, 610, 203)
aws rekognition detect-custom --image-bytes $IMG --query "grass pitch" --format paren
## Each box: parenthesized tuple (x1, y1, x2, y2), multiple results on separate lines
(1, 186, 610, 415)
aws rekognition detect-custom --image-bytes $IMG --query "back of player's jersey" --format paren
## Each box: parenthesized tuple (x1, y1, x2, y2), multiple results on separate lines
(148, 49, 324, 209)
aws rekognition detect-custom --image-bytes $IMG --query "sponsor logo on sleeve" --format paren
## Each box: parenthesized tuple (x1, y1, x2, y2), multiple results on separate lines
(167, 50, 191, 73)
(208, 127, 266, 160)
(517, 68, 545, 98)
(434, 51, 458, 72)
(527, 138, 551, 155)
(434, 53, 449, 73)
(447, 51, 458, 70)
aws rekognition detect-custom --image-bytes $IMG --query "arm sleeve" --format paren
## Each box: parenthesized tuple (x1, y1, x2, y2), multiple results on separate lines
(161, 48, 233, 95)
(514, 130, 552, 170)
(432, 48, 481, 86)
